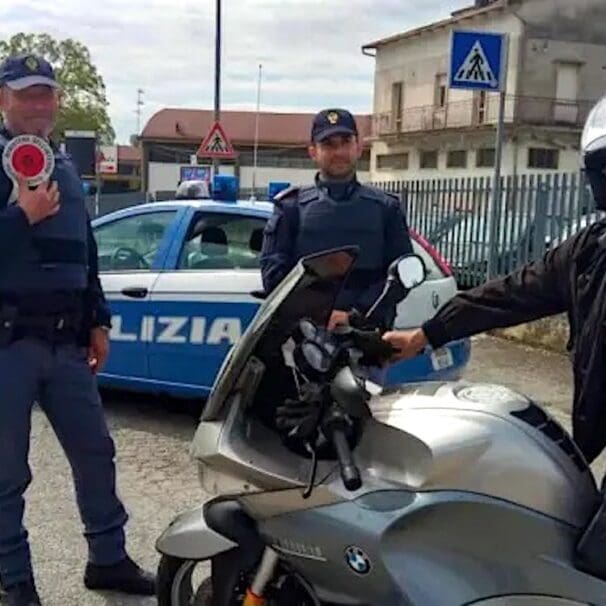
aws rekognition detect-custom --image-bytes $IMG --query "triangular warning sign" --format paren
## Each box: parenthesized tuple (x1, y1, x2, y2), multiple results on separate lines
(197, 121, 236, 159)
(453, 40, 497, 88)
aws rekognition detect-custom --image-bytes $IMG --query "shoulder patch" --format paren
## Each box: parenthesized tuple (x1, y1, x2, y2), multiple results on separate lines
(273, 185, 299, 202)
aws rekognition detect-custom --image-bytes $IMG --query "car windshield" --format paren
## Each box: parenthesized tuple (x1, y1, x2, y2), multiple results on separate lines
(202, 247, 358, 421)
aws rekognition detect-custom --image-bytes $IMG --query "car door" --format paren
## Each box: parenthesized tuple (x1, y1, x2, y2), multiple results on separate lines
(390, 231, 463, 378)
(393, 232, 458, 330)
(94, 208, 180, 383)
(148, 208, 266, 396)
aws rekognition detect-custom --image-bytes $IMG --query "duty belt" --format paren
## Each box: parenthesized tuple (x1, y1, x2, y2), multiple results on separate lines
(0, 304, 84, 345)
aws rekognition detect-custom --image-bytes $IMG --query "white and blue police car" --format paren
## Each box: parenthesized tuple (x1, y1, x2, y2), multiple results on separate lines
(92, 176, 470, 400)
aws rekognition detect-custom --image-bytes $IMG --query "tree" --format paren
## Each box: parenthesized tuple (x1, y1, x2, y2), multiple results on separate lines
(0, 33, 115, 142)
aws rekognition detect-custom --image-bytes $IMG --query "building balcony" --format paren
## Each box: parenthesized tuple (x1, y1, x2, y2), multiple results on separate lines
(372, 95, 595, 139)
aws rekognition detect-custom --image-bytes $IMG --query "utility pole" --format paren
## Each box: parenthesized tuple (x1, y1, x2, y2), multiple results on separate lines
(136, 88, 145, 134)
(213, 0, 222, 177)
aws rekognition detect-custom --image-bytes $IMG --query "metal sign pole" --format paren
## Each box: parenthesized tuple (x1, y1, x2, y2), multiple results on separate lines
(213, 0, 222, 180)
(487, 34, 508, 281)
(448, 30, 509, 283)
(488, 90, 506, 280)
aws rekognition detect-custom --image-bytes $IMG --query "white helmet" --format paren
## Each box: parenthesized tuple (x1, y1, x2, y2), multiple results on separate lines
(582, 96, 606, 209)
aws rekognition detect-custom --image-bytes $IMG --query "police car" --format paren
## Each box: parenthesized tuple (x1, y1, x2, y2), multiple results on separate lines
(91, 178, 470, 399)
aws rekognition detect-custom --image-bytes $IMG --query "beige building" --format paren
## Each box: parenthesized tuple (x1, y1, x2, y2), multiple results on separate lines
(363, 0, 606, 181)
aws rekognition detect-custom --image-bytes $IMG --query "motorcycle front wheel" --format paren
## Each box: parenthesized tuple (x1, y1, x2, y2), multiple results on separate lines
(157, 551, 319, 606)
(157, 555, 212, 605)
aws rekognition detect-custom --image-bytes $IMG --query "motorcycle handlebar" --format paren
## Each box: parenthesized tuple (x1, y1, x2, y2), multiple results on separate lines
(330, 426, 362, 492)
(332, 323, 396, 366)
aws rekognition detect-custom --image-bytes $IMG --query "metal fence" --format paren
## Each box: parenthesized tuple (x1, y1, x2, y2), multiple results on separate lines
(373, 172, 602, 288)
(86, 174, 603, 290)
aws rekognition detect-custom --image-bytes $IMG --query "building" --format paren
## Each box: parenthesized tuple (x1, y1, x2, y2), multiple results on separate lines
(139, 109, 371, 198)
(82, 144, 142, 194)
(101, 145, 142, 193)
(363, 0, 606, 181)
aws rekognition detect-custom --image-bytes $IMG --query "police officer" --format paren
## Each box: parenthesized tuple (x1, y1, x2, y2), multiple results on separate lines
(0, 54, 155, 605)
(260, 108, 413, 331)
(382, 93, 606, 467)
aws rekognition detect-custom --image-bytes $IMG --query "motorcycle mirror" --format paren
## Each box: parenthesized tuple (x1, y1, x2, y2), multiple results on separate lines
(330, 367, 371, 419)
(362, 254, 427, 329)
(392, 254, 426, 290)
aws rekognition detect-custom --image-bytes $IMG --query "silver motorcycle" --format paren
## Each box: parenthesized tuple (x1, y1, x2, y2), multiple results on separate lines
(156, 247, 606, 605)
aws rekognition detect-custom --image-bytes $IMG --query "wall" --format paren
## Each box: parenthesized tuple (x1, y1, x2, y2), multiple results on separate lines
(370, 134, 583, 182)
(148, 161, 371, 197)
(514, 0, 606, 46)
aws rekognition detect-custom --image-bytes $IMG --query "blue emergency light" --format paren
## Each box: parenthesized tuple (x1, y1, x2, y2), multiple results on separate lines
(268, 181, 290, 200)
(212, 175, 239, 202)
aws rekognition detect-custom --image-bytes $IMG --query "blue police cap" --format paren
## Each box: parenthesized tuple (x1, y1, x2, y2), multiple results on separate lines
(311, 108, 358, 143)
(0, 54, 59, 90)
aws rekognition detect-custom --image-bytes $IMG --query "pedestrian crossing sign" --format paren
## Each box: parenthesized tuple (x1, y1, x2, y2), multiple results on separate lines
(449, 30, 507, 91)
(197, 121, 236, 159)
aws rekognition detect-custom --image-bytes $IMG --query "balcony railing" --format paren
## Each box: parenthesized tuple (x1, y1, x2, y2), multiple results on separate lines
(373, 95, 595, 137)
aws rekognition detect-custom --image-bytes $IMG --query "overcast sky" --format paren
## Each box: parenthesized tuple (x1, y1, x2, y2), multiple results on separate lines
(1, 0, 467, 143)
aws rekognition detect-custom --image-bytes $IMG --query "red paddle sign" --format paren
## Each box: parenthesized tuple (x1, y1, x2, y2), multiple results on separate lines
(2, 135, 54, 187)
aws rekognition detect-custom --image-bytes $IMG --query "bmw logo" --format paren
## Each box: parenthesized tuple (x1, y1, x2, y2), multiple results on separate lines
(344, 546, 371, 575)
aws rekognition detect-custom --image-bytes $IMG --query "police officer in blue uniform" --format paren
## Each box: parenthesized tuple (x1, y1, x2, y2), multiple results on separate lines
(0, 54, 155, 605)
(260, 108, 413, 331)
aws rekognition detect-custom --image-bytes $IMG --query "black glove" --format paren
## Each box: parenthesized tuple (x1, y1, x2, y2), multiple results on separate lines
(275, 384, 324, 440)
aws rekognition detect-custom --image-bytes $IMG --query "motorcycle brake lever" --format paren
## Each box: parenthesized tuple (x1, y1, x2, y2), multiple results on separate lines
(302, 442, 318, 499)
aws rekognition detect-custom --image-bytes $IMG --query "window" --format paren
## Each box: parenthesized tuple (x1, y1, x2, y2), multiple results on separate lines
(420, 150, 438, 169)
(554, 62, 580, 124)
(391, 82, 404, 132)
(476, 148, 495, 168)
(376, 153, 409, 171)
(528, 148, 559, 170)
(555, 62, 580, 102)
(447, 150, 467, 168)
(435, 74, 447, 108)
(474, 90, 488, 124)
(238, 148, 315, 169)
(178, 213, 267, 270)
(94, 210, 177, 271)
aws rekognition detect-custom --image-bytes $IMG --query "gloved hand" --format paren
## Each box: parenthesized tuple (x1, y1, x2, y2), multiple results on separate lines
(275, 384, 324, 440)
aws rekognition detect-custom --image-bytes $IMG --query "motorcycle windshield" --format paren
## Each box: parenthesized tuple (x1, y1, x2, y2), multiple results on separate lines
(202, 247, 359, 421)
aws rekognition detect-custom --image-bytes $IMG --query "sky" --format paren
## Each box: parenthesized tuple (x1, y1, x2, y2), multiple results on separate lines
(0, 0, 468, 143)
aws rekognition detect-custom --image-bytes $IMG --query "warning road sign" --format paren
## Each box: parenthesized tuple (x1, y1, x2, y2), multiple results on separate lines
(197, 122, 236, 159)
(449, 31, 507, 91)
(454, 41, 497, 87)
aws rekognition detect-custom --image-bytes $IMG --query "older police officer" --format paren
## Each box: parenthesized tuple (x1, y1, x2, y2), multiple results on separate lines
(0, 54, 154, 605)
(260, 108, 413, 331)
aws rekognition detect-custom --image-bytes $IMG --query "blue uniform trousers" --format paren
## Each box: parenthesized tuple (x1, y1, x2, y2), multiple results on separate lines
(0, 338, 128, 587)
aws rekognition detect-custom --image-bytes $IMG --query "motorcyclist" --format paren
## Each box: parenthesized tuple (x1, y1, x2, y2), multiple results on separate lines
(382, 94, 606, 465)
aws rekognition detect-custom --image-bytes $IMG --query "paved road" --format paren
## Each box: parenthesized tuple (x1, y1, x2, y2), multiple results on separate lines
(7, 335, 604, 605)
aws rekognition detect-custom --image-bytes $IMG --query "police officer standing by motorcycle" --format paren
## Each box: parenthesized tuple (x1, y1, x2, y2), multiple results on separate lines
(383, 94, 606, 468)
(0, 54, 155, 605)
(260, 108, 413, 332)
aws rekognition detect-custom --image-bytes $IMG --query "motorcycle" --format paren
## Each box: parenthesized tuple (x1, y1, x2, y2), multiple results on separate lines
(155, 246, 606, 605)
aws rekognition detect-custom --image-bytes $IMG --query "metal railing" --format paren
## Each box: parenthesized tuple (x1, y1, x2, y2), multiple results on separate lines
(373, 95, 595, 137)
